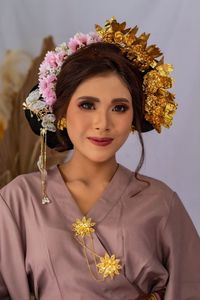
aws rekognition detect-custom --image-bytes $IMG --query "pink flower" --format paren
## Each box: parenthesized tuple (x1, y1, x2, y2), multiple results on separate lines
(68, 38, 80, 53)
(39, 75, 57, 106)
(87, 32, 101, 44)
(39, 61, 49, 76)
(39, 75, 56, 90)
(68, 33, 90, 53)
(55, 51, 66, 67)
(76, 33, 88, 44)
(45, 51, 59, 68)
(43, 89, 56, 106)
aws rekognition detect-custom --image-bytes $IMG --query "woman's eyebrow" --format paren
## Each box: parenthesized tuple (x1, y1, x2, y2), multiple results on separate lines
(77, 96, 131, 103)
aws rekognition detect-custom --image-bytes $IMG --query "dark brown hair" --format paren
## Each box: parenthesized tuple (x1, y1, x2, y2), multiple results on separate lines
(53, 42, 148, 174)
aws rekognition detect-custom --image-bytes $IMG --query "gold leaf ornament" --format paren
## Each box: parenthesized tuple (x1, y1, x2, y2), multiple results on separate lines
(96, 17, 162, 72)
(143, 63, 177, 132)
(156, 63, 174, 76)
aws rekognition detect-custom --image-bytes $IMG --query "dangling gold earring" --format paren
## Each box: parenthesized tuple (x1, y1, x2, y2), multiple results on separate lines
(130, 124, 135, 134)
(57, 117, 67, 131)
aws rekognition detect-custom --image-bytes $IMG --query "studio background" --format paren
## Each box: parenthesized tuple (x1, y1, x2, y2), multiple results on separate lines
(0, 0, 199, 233)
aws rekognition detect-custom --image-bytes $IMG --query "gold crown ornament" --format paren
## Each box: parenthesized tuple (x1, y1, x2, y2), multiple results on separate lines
(95, 17, 177, 133)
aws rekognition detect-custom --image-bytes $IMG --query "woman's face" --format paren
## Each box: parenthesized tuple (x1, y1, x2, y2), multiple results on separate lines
(66, 72, 133, 163)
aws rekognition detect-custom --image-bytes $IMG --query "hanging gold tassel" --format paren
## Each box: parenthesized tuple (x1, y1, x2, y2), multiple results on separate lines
(37, 128, 51, 204)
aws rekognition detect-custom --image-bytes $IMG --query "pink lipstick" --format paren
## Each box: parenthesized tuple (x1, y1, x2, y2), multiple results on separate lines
(87, 137, 113, 146)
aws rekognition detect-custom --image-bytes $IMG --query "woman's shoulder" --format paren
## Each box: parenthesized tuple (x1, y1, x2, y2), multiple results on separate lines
(0, 165, 58, 206)
(0, 171, 39, 210)
(120, 164, 177, 211)
(0, 170, 39, 193)
(118, 165, 185, 233)
(121, 163, 174, 192)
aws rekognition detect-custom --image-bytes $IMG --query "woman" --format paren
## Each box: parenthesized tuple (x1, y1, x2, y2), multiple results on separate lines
(0, 17, 199, 300)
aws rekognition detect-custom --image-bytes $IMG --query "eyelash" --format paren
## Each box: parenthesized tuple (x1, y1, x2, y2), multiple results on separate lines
(78, 101, 129, 113)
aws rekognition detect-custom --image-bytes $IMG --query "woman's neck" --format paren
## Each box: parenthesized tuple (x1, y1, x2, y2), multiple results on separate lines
(59, 153, 119, 187)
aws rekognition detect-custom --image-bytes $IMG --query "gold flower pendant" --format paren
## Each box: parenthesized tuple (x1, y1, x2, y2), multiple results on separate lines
(72, 217, 122, 280)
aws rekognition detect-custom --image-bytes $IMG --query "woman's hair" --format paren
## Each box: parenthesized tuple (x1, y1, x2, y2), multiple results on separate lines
(52, 42, 150, 174)
(25, 42, 151, 174)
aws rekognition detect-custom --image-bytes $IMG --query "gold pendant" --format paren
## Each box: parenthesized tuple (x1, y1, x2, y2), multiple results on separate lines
(72, 217, 122, 280)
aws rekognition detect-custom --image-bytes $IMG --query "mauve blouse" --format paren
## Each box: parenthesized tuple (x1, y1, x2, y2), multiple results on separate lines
(0, 164, 200, 300)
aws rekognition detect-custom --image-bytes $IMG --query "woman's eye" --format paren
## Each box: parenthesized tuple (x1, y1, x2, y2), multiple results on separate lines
(113, 105, 129, 112)
(78, 102, 95, 110)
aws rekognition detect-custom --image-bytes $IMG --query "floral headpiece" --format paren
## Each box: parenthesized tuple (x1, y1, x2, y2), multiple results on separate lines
(24, 17, 177, 134)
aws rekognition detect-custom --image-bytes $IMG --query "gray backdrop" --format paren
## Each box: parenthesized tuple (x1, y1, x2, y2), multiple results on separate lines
(0, 0, 199, 232)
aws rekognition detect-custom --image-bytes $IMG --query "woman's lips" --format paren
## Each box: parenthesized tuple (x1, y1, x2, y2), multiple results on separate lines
(87, 137, 113, 146)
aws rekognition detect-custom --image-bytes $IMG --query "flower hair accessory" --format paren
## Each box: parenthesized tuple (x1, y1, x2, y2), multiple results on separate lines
(24, 17, 177, 134)
(38, 32, 101, 106)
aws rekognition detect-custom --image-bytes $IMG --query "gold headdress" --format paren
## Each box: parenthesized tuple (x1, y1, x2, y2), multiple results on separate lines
(95, 17, 177, 132)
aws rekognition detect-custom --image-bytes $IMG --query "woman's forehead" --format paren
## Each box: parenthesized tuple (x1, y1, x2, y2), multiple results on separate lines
(70, 73, 132, 101)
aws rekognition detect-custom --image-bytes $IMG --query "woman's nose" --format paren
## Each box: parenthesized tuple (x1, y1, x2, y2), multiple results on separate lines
(93, 110, 111, 131)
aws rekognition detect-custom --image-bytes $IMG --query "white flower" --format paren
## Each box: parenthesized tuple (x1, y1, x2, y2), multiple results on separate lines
(25, 89, 40, 105)
(41, 113, 56, 132)
(29, 100, 47, 112)
(42, 113, 56, 123)
(55, 42, 68, 52)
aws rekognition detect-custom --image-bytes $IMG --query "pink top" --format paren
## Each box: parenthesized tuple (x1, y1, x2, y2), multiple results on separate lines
(0, 164, 200, 300)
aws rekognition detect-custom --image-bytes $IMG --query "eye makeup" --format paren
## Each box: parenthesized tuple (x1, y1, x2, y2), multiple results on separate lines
(77, 96, 131, 113)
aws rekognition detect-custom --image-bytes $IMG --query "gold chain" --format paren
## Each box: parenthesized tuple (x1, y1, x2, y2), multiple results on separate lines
(82, 236, 104, 282)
